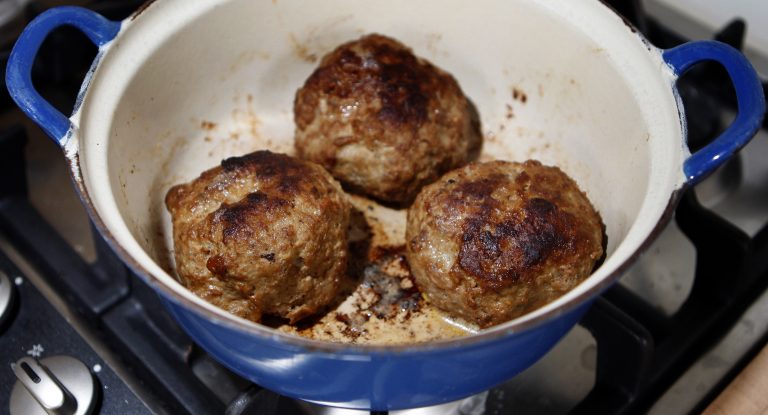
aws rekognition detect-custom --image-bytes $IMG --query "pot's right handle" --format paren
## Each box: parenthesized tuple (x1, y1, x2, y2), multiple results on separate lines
(5, 6, 121, 145)
(663, 41, 766, 186)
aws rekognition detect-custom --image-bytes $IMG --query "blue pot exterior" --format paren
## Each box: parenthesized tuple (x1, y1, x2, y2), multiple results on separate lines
(164, 296, 592, 410)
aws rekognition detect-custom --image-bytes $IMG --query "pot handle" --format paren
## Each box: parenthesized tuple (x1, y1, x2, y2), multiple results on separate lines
(663, 41, 766, 186)
(5, 6, 121, 145)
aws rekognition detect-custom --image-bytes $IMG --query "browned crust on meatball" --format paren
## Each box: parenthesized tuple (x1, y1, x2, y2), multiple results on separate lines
(405, 160, 604, 328)
(165, 150, 350, 324)
(294, 33, 481, 204)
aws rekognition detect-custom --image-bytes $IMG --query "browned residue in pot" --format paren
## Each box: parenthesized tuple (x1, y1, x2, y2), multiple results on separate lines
(275, 197, 475, 344)
(201, 120, 217, 131)
(495, 85, 530, 136)
(289, 33, 318, 63)
(512, 86, 528, 104)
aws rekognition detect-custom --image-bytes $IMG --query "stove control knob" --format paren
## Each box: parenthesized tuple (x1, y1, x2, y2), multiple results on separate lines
(9, 356, 97, 415)
(0, 270, 16, 330)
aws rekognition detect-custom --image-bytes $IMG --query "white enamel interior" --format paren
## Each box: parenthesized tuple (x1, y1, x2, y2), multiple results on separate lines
(72, 0, 687, 340)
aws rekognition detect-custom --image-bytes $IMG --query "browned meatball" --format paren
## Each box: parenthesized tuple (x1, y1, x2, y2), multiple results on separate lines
(294, 34, 481, 205)
(405, 160, 603, 328)
(165, 150, 350, 324)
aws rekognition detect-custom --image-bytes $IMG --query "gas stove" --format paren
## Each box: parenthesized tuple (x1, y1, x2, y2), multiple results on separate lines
(0, 1, 767, 414)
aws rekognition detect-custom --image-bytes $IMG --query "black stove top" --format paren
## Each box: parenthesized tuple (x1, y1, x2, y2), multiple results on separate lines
(0, 1, 767, 414)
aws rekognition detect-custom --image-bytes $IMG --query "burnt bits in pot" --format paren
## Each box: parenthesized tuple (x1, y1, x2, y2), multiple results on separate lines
(280, 205, 469, 345)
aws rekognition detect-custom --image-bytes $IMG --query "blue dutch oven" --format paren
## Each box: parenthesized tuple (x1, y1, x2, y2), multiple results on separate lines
(6, 0, 765, 410)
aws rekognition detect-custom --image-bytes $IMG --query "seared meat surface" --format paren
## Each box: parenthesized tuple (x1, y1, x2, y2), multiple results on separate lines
(294, 34, 481, 205)
(165, 150, 350, 324)
(405, 160, 603, 328)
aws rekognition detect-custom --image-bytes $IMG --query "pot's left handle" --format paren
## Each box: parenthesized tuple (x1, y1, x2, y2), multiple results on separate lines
(5, 6, 120, 145)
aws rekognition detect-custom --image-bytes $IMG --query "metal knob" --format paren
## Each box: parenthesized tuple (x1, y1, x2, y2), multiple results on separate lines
(10, 356, 97, 415)
(0, 269, 16, 329)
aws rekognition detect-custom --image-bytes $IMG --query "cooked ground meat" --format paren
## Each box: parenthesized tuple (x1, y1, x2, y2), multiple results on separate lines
(165, 150, 350, 324)
(294, 33, 481, 205)
(405, 160, 604, 328)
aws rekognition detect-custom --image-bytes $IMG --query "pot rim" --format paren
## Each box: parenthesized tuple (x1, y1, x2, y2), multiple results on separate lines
(70, 0, 688, 353)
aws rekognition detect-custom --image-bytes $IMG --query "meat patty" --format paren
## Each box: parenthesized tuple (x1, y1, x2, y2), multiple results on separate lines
(405, 160, 604, 328)
(294, 34, 481, 205)
(165, 150, 350, 324)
